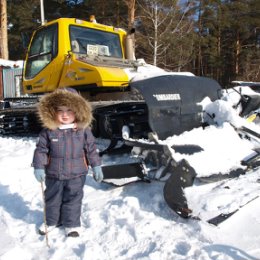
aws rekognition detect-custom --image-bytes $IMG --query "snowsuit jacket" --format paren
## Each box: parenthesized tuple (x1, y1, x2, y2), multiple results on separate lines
(32, 127, 101, 180)
(32, 88, 101, 180)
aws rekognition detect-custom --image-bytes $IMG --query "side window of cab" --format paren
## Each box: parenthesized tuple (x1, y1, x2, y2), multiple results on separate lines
(25, 23, 58, 79)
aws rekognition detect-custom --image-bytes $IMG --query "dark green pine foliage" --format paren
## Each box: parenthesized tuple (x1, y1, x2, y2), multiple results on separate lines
(220, 0, 260, 84)
(8, 0, 40, 60)
(238, 0, 260, 82)
(191, 0, 227, 81)
(191, 0, 260, 85)
(221, 0, 251, 84)
(77, 0, 128, 28)
(42, 0, 128, 29)
(7, 0, 129, 60)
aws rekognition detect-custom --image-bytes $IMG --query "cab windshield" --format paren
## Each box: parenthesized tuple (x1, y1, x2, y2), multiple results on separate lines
(70, 25, 123, 58)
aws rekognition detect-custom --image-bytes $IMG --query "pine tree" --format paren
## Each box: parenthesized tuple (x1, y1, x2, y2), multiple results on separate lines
(220, 0, 260, 83)
(0, 0, 8, 59)
(191, 0, 260, 84)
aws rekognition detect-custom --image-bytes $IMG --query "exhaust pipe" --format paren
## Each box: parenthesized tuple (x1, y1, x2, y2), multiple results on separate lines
(125, 28, 136, 60)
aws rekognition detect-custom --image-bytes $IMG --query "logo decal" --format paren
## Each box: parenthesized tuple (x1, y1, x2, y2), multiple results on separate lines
(153, 94, 181, 101)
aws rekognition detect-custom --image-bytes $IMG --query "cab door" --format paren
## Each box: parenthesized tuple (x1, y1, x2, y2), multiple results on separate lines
(23, 23, 59, 93)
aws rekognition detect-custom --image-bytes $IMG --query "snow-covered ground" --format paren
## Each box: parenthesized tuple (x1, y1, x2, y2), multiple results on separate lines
(0, 119, 260, 259)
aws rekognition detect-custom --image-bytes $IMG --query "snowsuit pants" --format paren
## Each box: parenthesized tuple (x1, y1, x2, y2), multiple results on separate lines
(44, 175, 86, 228)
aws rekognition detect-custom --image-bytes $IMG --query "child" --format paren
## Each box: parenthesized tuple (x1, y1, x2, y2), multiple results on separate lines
(32, 88, 103, 237)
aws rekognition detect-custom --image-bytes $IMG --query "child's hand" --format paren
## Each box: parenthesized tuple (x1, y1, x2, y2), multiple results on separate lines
(34, 169, 46, 182)
(93, 166, 104, 183)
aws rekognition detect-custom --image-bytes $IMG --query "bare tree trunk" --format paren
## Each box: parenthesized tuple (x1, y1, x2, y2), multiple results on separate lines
(217, 32, 221, 81)
(124, 0, 135, 30)
(235, 32, 240, 75)
(197, 0, 202, 75)
(0, 0, 8, 59)
(153, 5, 158, 66)
(116, 0, 120, 27)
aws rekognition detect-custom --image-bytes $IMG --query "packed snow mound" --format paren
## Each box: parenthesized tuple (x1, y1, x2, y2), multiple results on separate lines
(124, 59, 194, 82)
(161, 123, 254, 177)
(203, 99, 252, 129)
(185, 169, 260, 220)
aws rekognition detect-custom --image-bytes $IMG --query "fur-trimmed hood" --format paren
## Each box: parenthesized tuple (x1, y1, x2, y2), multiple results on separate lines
(37, 88, 93, 130)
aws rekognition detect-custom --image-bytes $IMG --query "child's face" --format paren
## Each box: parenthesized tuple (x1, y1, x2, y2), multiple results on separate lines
(56, 106, 76, 125)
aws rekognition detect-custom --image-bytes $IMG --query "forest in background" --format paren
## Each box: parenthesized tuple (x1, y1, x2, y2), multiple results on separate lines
(4, 0, 260, 86)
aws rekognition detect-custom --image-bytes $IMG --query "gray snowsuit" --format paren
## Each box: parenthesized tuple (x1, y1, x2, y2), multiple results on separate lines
(32, 88, 101, 228)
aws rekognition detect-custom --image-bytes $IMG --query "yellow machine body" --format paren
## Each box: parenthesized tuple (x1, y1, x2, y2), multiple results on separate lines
(23, 18, 131, 94)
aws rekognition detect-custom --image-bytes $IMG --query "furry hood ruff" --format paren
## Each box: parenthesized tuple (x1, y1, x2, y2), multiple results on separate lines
(37, 88, 93, 130)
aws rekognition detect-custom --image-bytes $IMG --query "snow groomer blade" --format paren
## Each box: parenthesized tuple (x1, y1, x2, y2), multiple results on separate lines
(163, 159, 196, 218)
